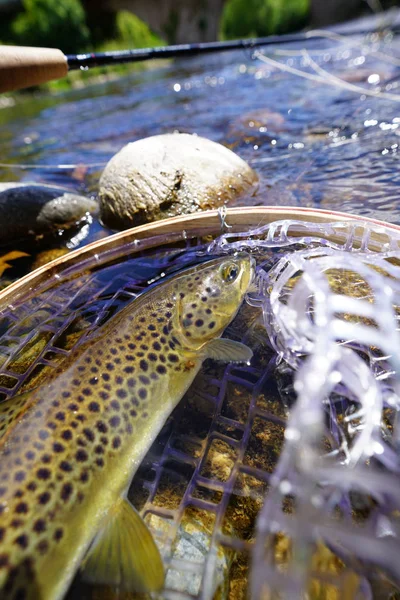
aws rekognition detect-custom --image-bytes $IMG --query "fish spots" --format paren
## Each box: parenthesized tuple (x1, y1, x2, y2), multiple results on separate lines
(76, 450, 88, 462)
(37, 540, 49, 555)
(54, 528, 64, 542)
(124, 366, 134, 374)
(109, 416, 120, 428)
(148, 353, 157, 362)
(110, 400, 120, 411)
(55, 411, 65, 421)
(61, 429, 72, 441)
(153, 341, 161, 351)
(59, 460, 73, 473)
(106, 363, 114, 371)
(168, 353, 179, 363)
(62, 391, 71, 399)
(14, 471, 25, 483)
(61, 483, 73, 502)
(156, 365, 167, 375)
(80, 470, 89, 483)
(96, 458, 104, 468)
(10, 519, 22, 528)
(0, 553, 8, 567)
(88, 401, 100, 412)
(15, 502, 28, 514)
(112, 437, 121, 449)
(83, 428, 95, 442)
(99, 391, 109, 400)
(116, 389, 127, 399)
(195, 319, 204, 327)
(127, 378, 136, 388)
(33, 519, 46, 533)
(82, 388, 93, 396)
(38, 492, 50, 505)
(138, 387, 148, 400)
(102, 373, 110, 382)
(208, 321, 216, 329)
(96, 421, 107, 434)
(37, 468, 51, 481)
(14, 534, 28, 549)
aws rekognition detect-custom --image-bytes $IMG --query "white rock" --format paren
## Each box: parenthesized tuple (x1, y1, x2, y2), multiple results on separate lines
(99, 133, 258, 229)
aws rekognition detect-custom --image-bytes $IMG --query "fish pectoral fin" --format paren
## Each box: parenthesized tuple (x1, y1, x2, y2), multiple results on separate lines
(81, 498, 165, 593)
(202, 338, 253, 363)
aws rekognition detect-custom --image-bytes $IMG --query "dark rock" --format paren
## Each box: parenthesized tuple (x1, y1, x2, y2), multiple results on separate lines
(0, 183, 98, 244)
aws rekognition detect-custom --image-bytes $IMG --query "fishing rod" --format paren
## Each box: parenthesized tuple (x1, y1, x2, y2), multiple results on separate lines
(1, 22, 400, 93)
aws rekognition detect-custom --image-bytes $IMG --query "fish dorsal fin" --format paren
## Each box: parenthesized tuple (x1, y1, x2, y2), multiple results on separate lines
(0, 391, 33, 441)
(202, 338, 253, 363)
(81, 498, 165, 593)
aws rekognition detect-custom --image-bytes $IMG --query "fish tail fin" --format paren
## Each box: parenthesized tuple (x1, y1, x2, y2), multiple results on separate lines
(81, 498, 164, 593)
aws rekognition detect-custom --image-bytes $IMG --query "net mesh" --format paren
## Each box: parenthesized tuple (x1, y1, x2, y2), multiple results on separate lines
(0, 218, 399, 599)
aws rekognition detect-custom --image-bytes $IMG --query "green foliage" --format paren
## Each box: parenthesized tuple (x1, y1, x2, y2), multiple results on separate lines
(11, 0, 90, 54)
(103, 11, 163, 50)
(221, 0, 309, 39)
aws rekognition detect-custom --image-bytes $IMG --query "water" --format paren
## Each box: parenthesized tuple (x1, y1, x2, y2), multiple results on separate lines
(1, 13, 400, 246)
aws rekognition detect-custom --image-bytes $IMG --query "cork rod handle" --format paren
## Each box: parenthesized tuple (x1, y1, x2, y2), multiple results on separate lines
(0, 46, 68, 93)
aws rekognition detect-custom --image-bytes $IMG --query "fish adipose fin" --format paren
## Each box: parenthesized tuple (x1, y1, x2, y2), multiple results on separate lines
(202, 338, 253, 363)
(81, 498, 164, 593)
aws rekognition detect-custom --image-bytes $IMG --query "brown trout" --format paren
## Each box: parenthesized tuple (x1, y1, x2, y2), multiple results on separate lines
(0, 253, 254, 599)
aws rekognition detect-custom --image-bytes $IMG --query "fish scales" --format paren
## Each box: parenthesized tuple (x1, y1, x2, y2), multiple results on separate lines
(0, 253, 254, 599)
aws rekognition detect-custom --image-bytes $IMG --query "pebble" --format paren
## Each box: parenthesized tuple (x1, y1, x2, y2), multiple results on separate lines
(0, 183, 98, 244)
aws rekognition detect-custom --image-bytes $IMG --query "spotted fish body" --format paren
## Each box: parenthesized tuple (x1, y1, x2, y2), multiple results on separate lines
(0, 253, 254, 599)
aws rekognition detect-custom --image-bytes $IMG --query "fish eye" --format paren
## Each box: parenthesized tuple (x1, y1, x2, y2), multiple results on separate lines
(221, 262, 239, 283)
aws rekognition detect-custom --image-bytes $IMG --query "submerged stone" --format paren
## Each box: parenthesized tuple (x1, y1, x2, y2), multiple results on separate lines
(99, 133, 258, 230)
(0, 183, 98, 244)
